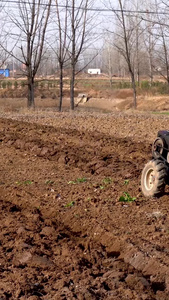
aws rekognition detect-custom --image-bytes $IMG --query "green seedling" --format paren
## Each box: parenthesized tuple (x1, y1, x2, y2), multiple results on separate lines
(68, 177, 88, 184)
(16, 180, 33, 185)
(124, 180, 129, 185)
(119, 192, 136, 202)
(64, 201, 75, 208)
(93, 178, 112, 190)
(45, 180, 55, 185)
(68, 181, 76, 185)
(102, 177, 112, 185)
(76, 178, 88, 183)
(23, 180, 33, 185)
(100, 185, 104, 190)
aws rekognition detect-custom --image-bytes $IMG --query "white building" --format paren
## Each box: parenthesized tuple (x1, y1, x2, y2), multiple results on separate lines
(87, 68, 101, 75)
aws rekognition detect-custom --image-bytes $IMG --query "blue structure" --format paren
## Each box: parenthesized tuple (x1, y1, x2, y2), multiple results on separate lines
(0, 69, 10, 77)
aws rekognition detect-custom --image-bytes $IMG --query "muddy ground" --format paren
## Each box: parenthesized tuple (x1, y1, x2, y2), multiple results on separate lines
(1, 110, 169, 299)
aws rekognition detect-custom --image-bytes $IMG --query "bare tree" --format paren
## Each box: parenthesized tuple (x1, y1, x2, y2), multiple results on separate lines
(37, 48, 58, 77)
(52, 0, 70, 111)
(132, 1, 143, 86)
(1, 0, 52, 108)
(81, 48, 101, 70)
(102, 37, 114, 87)
(68, 0, 97, 110)
(139, 0, 158, 86)
(52, 0, 98, 111)
(112, 0, 138, 108)
(153, 0, 169, 85)
(70, 0, 86, 109)
(0, 1, 11, 69)
(143, 13, 156, 85)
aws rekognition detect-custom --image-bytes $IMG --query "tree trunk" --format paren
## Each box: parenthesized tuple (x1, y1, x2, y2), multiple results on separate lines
(109, 77, 113, 88)
(137, 67, 140, 87)
(150, 62, 153, 86)
(131, 72, 137, 109)
(148, 37, 153, 86)
(118, 0, 137, 109)
(149, 48, 153, 86)
(70, 63, 75, 110)
(136, 15, 140, 87)
(59, 64, 63, 112)
(27, 77, 35, 108)
(70, 0, 75, 111)
(167, 77, 169, 86)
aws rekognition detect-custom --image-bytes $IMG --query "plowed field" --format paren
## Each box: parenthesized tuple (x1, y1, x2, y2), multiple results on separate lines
(1, 111, 169, 300)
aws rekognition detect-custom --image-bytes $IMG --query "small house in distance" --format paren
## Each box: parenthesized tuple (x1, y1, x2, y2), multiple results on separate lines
(0, 69, 10, 78)
(88, 68, 101, 75)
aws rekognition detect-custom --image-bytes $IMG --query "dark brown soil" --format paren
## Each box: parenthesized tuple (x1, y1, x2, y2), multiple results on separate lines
(1, 111, 169, 299)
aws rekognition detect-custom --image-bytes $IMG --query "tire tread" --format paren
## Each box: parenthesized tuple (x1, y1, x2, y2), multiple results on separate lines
(141, 159, 167, 197)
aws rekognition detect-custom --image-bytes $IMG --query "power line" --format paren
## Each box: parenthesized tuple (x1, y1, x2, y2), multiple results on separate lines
(1, 0, 169, 16)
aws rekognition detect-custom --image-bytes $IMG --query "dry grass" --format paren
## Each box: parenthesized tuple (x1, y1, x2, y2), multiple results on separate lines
(1, 90, 169, 114)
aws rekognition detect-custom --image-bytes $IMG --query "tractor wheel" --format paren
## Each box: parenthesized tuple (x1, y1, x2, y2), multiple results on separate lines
(141, 159, 167, 197)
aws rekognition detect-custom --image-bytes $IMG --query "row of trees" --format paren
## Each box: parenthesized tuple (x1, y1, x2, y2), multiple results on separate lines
(0, 0, 169, 110)
(105, 0, 169, 108)
(0, 0, 96, 110)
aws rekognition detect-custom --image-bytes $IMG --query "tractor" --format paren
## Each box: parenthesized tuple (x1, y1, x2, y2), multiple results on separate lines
(141, 130, 169, 197)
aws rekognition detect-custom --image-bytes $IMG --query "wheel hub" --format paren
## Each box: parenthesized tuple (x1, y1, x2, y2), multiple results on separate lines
(145, 169, 156, 190)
